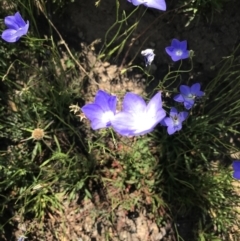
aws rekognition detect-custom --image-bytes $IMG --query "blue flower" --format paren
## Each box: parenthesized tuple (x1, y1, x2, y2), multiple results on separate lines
(81, 90, 117, 130)
(18, 236, 27, 241)
(111, 92, 166, 136)
(127, 0, 166, 11)
(233, 161, 240, 180)
(141, 49, 155, 66)
(1, 12, 29, 43)
(174, 83, 204, 110)
(161, 107, 188, 135)
(165, 39, 189, 62)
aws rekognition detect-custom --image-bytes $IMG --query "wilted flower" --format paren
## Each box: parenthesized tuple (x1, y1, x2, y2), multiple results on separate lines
(232, 161, 240, 180)
(111, 92, 166, 136)
(141, 49, 155, 66)
(174, 83, 204, 110)
(1, 12, 29, 43)
(161, 107, 188, 135)
(81, 90, 117, 130)
(127, 0, 166, 11)
(165, 39, 189, 62)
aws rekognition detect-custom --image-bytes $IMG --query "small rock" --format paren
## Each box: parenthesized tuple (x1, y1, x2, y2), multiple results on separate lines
(103, 62, 110, 67)
(83, 216, 94, 233)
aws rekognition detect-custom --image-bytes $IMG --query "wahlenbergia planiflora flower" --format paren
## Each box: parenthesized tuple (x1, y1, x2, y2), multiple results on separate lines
(141, 49, 155, 66)
(1, 12, 29, 43)
(165, 39, 189, 62)
(232, 161, 240, 180)
(81, 90, 117, 130)
(161, 107, 188, 135)
(111, 92, 166, 136)
(174, 83, 204, 110)
(127, 0, 166, 11)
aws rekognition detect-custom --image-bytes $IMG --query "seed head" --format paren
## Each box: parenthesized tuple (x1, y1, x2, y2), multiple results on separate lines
(32, 128, 45, 140)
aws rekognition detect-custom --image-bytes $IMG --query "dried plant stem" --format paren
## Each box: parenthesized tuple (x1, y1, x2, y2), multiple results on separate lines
(37, 1, 100, 86)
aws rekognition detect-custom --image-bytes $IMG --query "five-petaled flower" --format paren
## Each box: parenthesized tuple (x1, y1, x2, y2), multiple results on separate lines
(165, 39, 189, 62)
(81, 90, 117, 130)
(111, 92, 166, 136)
(174, 83, 204, 110)
(161, 107, 188, 135)
(127, 0, 166, 11)
(141, 49, 155, 66)
(232, 161, 240, 180)
(1, 12, 29, 43)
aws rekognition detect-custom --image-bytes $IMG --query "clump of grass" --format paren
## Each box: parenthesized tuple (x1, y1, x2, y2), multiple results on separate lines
(177, 0, 231, 26)
(0, 0, 91, 235)
(151, 47, 240, 239)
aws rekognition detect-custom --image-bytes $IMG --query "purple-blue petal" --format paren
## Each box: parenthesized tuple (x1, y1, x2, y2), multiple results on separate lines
(4, 16, 19, 30)
(1, 21, 29, 43)
(180, 50, 189, 60)
(233, 161, 240, 171)
(82, 104, 102, 121)
(1, 29, 19, 43)
(127, 0, 144, 6)
(171, 54, 182, 62)
(165, 46, 175, 59)
(95, 90, 116, 113)
(82, 102, 114, 130)
(191, 83, 204, 97)
(146, 92, 162, 114)
(233, 172, 240, 180)
(167, 125, 176, 135)
(18, 21, 29, 37)
(197, 90, 204, 97)
(14, 12, 27, 27)
(175, 123, 182, 131)
(180, 85, 191, 96)
(179, 111, 188, 122)
(180, 40, 187, 50)
(112, 92, 165, 136)
(173, 94, 184, 103)
(165, 46, 174, 53)
(183, 98, 194, 105)
(122, 92, 146, 113)
(163, 117, 174, 127)
(160, 117, 168, 126)
(155, 108, 166, 124)
(171, 39, 181, 49)
(144, 0, 166, 11)
(190, 83, 200, 93)
(170, 107, 178, 116)
(82, 90, 117, 130)
(91, 118, 110, 130)
(165, 39, 189, 61)
(2, 12, 29, 43)
(233, 161, 240, 180)
(183, 101, 194, 110)
(111, 112, 137, 136)
(146, 92, 166, 126)
(233, 171, 240, 180)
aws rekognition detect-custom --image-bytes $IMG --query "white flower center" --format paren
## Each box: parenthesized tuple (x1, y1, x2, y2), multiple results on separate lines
(175, 50, 183, 56)
(187, 93, 195, 99)
(102, 111, 114, 125)
(172, 115, 179, 125)
(132, 111, 155, 132)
